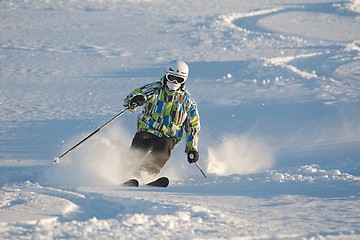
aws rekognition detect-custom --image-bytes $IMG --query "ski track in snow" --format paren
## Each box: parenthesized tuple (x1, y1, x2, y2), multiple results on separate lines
(1, 0, 360, 239)
(1, 163, 360, 239)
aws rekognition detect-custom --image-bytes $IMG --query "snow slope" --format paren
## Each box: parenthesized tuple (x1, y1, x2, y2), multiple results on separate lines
(1, 0, 360, 239)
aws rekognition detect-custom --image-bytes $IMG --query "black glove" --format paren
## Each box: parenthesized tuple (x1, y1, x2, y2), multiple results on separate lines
(187, 149, 199, 163)
(130, 95, 145, 108)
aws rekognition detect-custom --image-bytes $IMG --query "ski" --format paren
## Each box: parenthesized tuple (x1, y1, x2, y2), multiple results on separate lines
(146, 177, 169, 188)
(123, 179, 139, 187)
(122, 177, 169, 188)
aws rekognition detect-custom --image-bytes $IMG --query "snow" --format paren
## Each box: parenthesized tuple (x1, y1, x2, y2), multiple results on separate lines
(1, 0, 360, 239)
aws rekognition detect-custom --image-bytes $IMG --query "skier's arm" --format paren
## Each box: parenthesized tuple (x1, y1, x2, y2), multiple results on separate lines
(185, 103, 201, 153)
(123, 81, 161, 109)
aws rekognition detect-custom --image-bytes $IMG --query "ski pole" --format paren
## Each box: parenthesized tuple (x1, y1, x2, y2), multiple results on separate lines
(195, 162, 207, 178)
(52, 108, 129, 164)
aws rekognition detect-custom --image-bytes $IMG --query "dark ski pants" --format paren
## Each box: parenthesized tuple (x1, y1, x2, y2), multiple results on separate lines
(131, 131, 174, 176)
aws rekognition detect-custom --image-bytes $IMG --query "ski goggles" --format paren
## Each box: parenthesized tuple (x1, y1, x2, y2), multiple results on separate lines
(166, 74, 186, 84)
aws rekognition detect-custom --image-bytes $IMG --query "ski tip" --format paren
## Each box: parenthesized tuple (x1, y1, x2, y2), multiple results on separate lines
(159, 176, 170, 184)
(162, 177, 170, 187)
(123, 179, 139, 187)
(146, 176, 169, 188)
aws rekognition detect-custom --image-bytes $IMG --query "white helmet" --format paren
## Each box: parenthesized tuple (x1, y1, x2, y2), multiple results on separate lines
(165, 60, 189, 83)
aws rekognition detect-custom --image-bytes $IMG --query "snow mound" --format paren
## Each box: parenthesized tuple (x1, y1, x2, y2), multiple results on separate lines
(0, 181, 78, 223)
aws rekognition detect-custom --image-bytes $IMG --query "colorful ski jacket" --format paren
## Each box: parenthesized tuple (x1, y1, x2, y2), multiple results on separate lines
(124, 77, 200, 152)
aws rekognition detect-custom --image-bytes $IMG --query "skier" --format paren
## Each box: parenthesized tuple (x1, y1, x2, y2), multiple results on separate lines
(123, 60, 201, 178)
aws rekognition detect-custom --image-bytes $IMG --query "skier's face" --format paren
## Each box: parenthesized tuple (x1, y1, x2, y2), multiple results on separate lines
(166, 74, 183, 90)
(166, 81, 181, 91)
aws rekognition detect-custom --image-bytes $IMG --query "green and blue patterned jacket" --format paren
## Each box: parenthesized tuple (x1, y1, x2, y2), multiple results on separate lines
(124, 77, 200, 152)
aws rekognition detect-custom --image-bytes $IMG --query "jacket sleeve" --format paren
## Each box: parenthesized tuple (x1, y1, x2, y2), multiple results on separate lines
(123, 81, 161, 109)
(184, 101, 201, 152)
